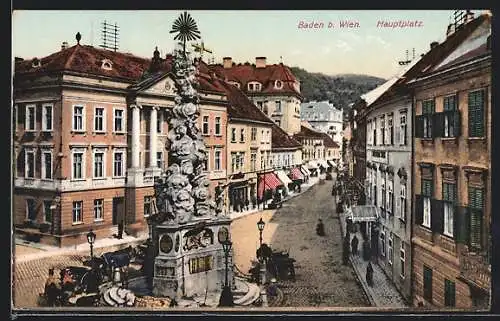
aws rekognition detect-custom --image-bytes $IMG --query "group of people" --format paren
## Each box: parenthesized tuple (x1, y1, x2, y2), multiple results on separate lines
(43, 265, 101, 306)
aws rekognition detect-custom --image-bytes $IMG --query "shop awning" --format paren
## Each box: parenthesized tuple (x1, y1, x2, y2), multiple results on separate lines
(327, 160, 336, 167)
(347, 205, 379, 223)
(300, 165, 311, 176)
(290, 167, 304, 180)
(308, 160, 319, 169)
(276, 170, 293, 186)
(318, 160, 329, 168)
(257, 172, 283, 199)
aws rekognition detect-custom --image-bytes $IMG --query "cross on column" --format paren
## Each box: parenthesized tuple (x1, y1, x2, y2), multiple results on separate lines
(191, 41, 213, 59)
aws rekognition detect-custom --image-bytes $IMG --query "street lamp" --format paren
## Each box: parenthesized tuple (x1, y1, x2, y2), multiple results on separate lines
(219, 240, 234, 307)
(256, 218, 268, 307)
(86, 229, 96, 259)
(257, 218, 265, 248)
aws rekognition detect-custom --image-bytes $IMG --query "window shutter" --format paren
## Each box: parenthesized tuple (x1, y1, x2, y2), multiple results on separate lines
(35, 149, 42, 178)
(396, 196, 401, 218)
(17, 149, 25, 177)
(415, 194, 423, 225)
(431, 199, 444, 234)
(453, 111, 461, 137)
(415, 116, 424, 138)
(432, 112, 444, 138)
(454, 206, 468, 244)
(35, 105, 42, 127)
(18, 105, 25, 128)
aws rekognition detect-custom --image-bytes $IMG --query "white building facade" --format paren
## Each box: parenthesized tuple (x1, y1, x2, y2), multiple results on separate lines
(300, 100, 343, 153)
(365, 94, 412, 302)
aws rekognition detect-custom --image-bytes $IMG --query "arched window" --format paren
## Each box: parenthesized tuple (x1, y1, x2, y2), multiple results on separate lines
(101, 59, 113, 71)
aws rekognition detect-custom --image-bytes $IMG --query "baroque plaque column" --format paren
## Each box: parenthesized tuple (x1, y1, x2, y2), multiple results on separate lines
(131, 104, 141, 169)
(147, 11, 233, 303)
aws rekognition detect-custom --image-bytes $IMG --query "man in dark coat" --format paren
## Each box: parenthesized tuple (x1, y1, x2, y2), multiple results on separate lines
(316, 219, 325, 236)
(366, 262, 374, 286)
(342, 235, 350, 265)
(351, 235, 359, 256)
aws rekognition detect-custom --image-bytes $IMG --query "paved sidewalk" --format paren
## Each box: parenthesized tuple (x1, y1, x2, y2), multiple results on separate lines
(336, 196, 408, 308)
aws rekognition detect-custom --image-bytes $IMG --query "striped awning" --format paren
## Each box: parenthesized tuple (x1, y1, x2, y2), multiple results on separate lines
(257, 172, 283, 199)
(327, 160, 336, 167)
(308, 161, 319, 169)
(318, 160, 329, 168)
(276, 170, 293, 186)
(300, 165, 311, 176)
(290, 167, 304, 180)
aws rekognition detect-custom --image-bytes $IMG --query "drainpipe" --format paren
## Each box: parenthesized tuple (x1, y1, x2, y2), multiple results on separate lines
(409, 94, 416, 305)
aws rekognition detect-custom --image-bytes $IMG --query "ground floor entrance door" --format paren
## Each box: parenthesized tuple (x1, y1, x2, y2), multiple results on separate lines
(112, 197, 124, 225)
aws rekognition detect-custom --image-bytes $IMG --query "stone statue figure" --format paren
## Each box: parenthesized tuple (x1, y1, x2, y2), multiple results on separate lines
(150, 49, 214, 225)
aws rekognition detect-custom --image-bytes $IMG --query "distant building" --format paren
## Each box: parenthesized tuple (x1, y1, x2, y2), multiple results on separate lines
(209, 57, 303, 135)
(300, 100, 343, 151)
(293, 123, 331, 176)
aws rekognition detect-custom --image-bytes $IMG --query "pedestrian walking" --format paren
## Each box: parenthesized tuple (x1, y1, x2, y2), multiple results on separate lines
(342, 235, 350, 265)
(351, 235, 359, 256)
(366, 262, 374, 286)
(316, 219, 325, 236)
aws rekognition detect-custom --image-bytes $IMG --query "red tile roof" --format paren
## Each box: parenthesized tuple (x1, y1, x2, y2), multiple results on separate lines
(14, 45, 226, 94)
(15, 44, 151, 80)
(293, 125, 324, 140)
(320, 132, 340, 148)
(271, 123, 302, 150)
(208, 62, 303, 99)
(218, 80, 274, 125)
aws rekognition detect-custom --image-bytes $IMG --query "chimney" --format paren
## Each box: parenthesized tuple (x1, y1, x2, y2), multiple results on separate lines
(61, 41, 69, 50)
(223, 57, 232, 69)
(465, 10, 474, 23)
(256, 56, 267, 68)
(430, 41, 439, 50)
(446, 23, 455, 37)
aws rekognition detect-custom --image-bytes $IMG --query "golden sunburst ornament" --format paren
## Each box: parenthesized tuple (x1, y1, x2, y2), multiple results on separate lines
(170, 11, 201, 56)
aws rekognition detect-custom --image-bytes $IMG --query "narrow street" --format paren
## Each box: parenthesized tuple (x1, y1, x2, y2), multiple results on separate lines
(232, 178, 370, 307)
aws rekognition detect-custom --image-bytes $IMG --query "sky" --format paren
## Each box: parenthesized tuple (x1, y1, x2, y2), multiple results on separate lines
(11, 10, 484, 79)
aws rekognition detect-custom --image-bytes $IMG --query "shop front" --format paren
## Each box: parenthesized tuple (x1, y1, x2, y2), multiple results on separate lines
(257, 172, 283, 208)
(228, 178, 249, 213)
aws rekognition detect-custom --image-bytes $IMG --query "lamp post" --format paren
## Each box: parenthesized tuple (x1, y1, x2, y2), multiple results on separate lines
(219, 240, 234, 307)
(256, 218, 268, 307)
(86, 229, 96, 259)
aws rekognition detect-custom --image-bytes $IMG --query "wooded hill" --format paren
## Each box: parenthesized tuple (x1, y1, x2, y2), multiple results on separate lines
(290, 67, 386, 116)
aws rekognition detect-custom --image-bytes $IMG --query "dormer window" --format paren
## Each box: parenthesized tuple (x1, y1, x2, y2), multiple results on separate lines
(32, 58, 41, 68)
(101, 59, 113, 71)
(247, 81, 262, 92)
(274, 80, 283, 89)
(229, 81, 240, 89)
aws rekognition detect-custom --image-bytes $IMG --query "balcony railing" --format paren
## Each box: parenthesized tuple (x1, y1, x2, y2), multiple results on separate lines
(459, 249, 491, 292)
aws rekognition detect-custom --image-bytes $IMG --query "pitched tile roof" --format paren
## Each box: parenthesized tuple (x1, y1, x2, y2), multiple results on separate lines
(14, 45, 226, 94)
(271, 123, 302, 150)
(320, 132, 340, 148)
(293, 125, 325, 140)
(208, 62, 303, 99)
(218, 80, 274, 125)
(368, 13, 490, 107)
(15, 44, 151, 80)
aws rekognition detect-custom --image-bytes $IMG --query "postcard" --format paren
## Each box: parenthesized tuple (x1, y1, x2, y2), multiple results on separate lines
(11, 9, 492, 314)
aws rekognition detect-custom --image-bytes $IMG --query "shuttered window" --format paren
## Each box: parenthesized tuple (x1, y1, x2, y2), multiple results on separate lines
(422, 178, 433, 197)
(468, 187, 484, 250)
(468, 90, 486, 137)
(444, 95, 461, 138)
(444, 279, 456, 307)
(423, 265, 433, 302)
(422, 100, 435, 138)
